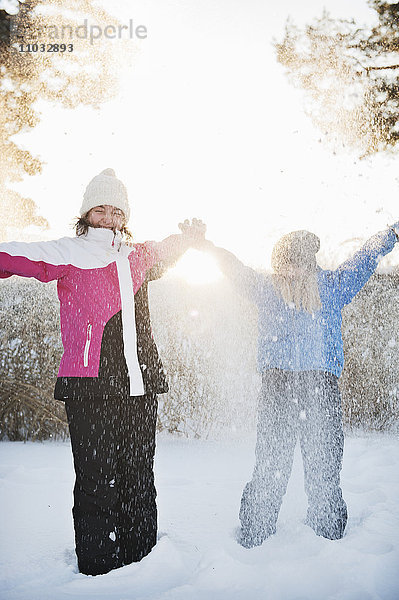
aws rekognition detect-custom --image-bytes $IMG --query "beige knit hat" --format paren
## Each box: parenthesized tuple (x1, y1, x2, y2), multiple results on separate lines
(271, 230, 320, 273)
(80, 168, 130, 221)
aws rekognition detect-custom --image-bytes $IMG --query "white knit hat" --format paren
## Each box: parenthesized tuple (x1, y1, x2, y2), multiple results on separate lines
(80, 168, 130, 221)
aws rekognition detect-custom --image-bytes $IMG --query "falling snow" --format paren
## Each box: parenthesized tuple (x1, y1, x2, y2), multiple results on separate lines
(0, 2, 399, 598)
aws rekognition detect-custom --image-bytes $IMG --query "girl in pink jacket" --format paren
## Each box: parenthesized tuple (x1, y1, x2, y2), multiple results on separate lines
(0, 168, 203, 575)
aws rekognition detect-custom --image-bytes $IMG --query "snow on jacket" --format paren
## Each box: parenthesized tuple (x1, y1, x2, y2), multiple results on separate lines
(211, 225, 399, 378)
(0, 227, 177, 399)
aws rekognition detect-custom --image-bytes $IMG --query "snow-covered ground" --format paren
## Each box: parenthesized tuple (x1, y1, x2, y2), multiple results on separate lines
(0, 433, 398, 600)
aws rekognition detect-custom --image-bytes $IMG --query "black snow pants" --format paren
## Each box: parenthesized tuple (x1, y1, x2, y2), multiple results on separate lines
(65, 393, 158, 576)
(239, 370, 347, 547)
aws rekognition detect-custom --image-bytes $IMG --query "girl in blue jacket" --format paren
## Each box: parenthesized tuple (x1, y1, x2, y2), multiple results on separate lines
(203, 224, 399, 546)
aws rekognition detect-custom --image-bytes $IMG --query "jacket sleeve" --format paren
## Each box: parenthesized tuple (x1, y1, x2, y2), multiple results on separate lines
(130, 235, 192, 277)
(0, 239, 70, 282)
(151, 234, 191, 266)
(207, 243, 263, 302)
(332, 223, 399, 307)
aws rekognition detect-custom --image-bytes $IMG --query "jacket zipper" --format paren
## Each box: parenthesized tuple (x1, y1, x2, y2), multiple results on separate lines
(83, 323, 92, 367)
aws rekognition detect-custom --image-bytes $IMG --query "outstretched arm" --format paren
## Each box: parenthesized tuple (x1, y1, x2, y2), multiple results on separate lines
(0, 239, 70, 282)
(200, 239, 263, 301)
(333, 222, 399, 306)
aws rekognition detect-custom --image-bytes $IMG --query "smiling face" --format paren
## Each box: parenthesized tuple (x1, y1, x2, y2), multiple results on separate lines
(86, 205, 125, 231)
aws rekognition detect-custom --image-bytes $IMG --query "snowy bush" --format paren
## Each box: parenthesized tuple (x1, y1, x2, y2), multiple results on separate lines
(0, 273, 398, 440)
(0, 278, 68, 441)
(341, 273, 399, 432)
(0, 377, 69, 441)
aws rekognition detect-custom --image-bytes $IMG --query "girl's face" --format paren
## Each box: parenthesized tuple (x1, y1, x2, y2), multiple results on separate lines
(87, 205, 125, 231)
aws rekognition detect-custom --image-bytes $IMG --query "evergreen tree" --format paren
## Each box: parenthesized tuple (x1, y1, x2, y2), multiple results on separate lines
(276, 1, 399, 156)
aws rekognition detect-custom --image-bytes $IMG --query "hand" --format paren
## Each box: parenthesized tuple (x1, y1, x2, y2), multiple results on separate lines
(178, 218, 206, 247)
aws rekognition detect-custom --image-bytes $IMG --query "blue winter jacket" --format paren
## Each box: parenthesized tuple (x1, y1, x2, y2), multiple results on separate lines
(211, 226, 398, 378)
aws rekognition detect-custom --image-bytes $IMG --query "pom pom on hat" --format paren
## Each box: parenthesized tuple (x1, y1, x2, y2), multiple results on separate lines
(80, 168, 130, 221)
(101, 168, 116, 177)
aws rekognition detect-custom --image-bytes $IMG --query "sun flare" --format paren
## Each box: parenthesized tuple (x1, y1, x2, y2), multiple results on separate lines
(171, 248, 223, 285)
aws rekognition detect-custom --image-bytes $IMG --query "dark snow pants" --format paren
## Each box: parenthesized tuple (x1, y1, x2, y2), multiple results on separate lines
(239, 370, 347, 547)
(65, 394, 158, 576)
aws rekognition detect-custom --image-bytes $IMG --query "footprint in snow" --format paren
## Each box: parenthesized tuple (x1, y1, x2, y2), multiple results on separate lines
(351, 538, 393, 555)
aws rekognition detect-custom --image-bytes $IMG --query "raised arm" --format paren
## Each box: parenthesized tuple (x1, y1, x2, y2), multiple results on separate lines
(152, 233, 193, 266)
(332, 222, 399, 306)
(201, 240, 263, 301)
(0, 239, 70, 282)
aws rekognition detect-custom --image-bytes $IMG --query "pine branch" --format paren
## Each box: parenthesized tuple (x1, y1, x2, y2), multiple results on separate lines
(365, 64, 399, 71)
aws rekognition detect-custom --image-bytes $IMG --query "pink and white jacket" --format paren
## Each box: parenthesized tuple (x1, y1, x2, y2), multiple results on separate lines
(0, 227, 178, 398)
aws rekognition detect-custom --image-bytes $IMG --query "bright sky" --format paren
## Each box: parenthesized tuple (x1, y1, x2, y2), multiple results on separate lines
(9, 0, 399, 271)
